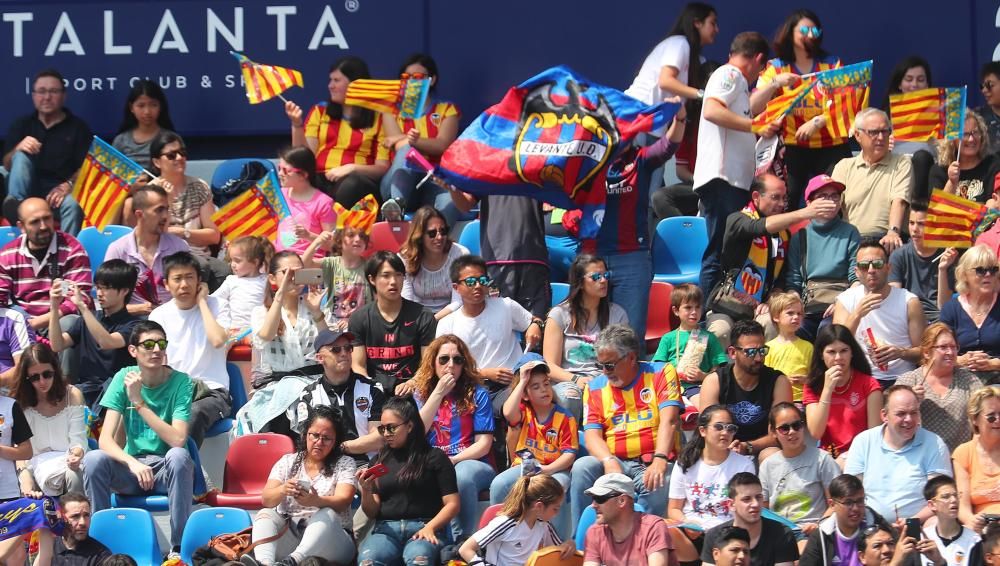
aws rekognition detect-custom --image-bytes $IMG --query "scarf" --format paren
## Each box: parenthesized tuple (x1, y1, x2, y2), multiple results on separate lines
(731, 203, 790, 304)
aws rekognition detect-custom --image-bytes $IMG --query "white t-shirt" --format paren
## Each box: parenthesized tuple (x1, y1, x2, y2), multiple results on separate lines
(267, 452, 357, 527)
(436, 297, 532, 370)
(471, 514, 561, 566)
(694, 64, 755, 191)
(625, 35, 692, 105)
(667, 452, 755, 529)
(149, 297, 230, 390)
(835, 285, 918, 381)
(211, 273, 267, 330)
(923, 525, 979, 566)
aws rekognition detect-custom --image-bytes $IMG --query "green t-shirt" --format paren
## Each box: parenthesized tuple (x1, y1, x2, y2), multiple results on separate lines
(652, 328, 729, 374)
(101, 366, 194, 457)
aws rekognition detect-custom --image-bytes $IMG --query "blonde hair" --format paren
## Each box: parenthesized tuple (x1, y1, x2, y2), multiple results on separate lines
(767, 291, 803, 322)
(954, 244, 999, 294)
(498, 474, 565, 522)
(968, 385, 1000, 435)
(936, 110, 991, 166)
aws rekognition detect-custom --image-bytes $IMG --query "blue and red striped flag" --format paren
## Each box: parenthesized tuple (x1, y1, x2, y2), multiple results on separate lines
(437, 66, 679, 238)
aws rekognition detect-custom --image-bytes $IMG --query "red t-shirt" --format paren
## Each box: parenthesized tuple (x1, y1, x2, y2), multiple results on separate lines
(584, 513, 676, 566)
(802, 371, 881, 458)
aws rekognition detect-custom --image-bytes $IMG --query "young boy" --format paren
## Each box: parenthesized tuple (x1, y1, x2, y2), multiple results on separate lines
(763, 292, 813, 402)
(652, 283, 728, 399)
(922, 476, 980, 566)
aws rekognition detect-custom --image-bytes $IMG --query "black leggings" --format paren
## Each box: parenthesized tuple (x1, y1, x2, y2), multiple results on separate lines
(651, 183, 700, 220)
(784, 143, 853, 209)
(317, 172, 381, 209)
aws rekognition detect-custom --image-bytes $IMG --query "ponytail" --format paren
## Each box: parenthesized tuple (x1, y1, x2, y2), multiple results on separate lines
(677, 404, 730, 473)
(498, 474, 564, 522)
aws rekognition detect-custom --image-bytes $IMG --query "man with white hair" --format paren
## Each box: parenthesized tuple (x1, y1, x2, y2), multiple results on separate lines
(831, 108, 912, 253)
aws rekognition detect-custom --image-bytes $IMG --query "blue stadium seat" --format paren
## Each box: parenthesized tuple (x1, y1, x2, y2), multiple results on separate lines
(205, 362, 249, 438)
(111, 437, 207, 510)
(90, 508, 161, 566)
(76, 225, 131, 273)
(0, 226, 20, 248)
(550, 283, 570, 307)
(652, 216, 707, 284)
(179, 507, 252, 564)
(457, 219, 480, 255)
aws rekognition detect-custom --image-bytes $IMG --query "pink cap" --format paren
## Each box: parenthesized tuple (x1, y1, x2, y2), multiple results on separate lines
(803, 174, 846, 202)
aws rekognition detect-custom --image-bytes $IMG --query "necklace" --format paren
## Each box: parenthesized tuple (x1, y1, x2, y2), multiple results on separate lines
(833, 370, 854, 395)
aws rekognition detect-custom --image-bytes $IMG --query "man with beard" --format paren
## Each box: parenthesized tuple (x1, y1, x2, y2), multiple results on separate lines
(701, 473, 799, 566)
(41, 492, 112, 566)
(582, 473, 677, 566)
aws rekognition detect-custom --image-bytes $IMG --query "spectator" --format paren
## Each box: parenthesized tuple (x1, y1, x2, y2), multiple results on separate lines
(303, 225, 371, 331)
(582, 473, 678, 566)
(929, 111, 999, 204)
(954, 385, 1000, 533)
(888, 204, 956, 324)
(831, 108, 911, 251)
(211, 235, 272, 341)
(883, 56, 936, 209)
(708, 526, 752, 566)
(275, 146, 336, 256)
(0, 391, 33, 563)
(921, 476, 981, 566)
(764, 292, 813, 402)
(694, 31, 794, 302)
(148, 251, 231, 445)
(977, 525, 1000, 566)
(856, 522, 944, 566)
(545, 254, 629, 419)
(14, 343, 86, 497)
(803, 324, 883, 463)
(895, 323, 985, 451)
(244, 406, 357, 566)
(82, 320, 194, 558)
(0, 198, 92, 333)
(572, 324, 682, 529)
(349, 251, 437, 395)
(31, 492, 112, 566)
(799, 474, 891, 566)
(112, 79, 174, 170)
(48, 260, 140, 407)
(939, 245, 1000, 383)
(783, 174, 860, 340)
(833, 238, 924, 387)
(652, 283, 728, 402)
(845, 385, 952, 522)
(701, 472, 799, 566)
(287, 56, 389, 208)
(105, 184, 189, 314)
(978, 62, 1000, 151)
(700, 320, 793, 458)
(2, 68, 88, 235)
(356, 397, 459, 566)
(705, 174, 836, 346)
(414, 334, 494, 541)
(399, 206, 468, 317)
(759, 403, 840, 538)
(0, 306, 33, 394)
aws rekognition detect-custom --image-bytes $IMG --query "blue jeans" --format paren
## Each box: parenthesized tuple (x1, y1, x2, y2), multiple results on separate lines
(697, 178, 749, 305)
(569, 455, 668, 537)
(489, 467, 572, 539)
(605, 250, 652, 357)
(454, 459, 495, 539)
(552, 381, 583, 423)
(378, 145, 475, 226)
(82, 447, 194, 548)
(7, 151, 84, 235)
(358, 519, 447, 566)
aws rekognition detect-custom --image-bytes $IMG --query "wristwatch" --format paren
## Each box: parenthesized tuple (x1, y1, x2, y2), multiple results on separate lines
(183, 227, 191, 240)
(889, 226, 901, 234)
(697, 89, 705, 99)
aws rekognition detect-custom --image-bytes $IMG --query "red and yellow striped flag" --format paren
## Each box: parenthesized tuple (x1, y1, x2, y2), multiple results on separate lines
(345, 79, 402, 114)
(822, 84, 870, 139)
(889, 87, 967, 141)
(211, 170, 290, 241)
(751, 77, 817, 134)
(925, 189, 986, 248)
(72, 137, 145, 231)
(333, 194, 378, 234)
(231, 51, 303, 105)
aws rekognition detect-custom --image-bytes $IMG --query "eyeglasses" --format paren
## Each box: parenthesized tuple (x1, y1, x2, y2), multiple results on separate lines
(982, 81, 997, 91)
(798, 25, 822, 37)
(965, 130, 984, 140)
(775, 420, 805, 434)
(974, 266, 1000, 277)
(158, 149, 187, 161)
(425, 227, 449, 239)
(460, 276, 492, 288)
(982, 412, 1000, 423)
(858, 260, 886, 270)
(597, 355, 626, 373)
(591, 492, 621, 504)
(932, 344, 958, 352)
(32, 88, 64, 96)
(377, 423, 406, 435)
(138, 339, 168, 351)
(761, 192, 789, 203)
(711, 422, 739, 433)
(306, 432, 334, 444)
(437, 355, 466, 366)
(734, 346, 770, 358)
(324, 344, 353, 354)
(835, 498, 866, 508)
(277, 165, 304, 176)
(858, 128, 891, 139)
(27, 370, 55, 383)
(586, 271, 613, 282)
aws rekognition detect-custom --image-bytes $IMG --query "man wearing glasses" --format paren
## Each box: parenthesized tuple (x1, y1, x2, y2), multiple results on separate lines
(582, 473, 676, 566)
(801, 474, 891, 566)
(831, 107, 911, 254)
(2, 69, 90, 235)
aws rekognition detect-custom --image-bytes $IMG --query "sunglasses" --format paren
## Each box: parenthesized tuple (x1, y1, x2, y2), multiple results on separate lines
(983, 81, 997, 91)
(138, 339, 168, 351)
(858, 260, 886, 270)
(157, 149, 187, 161)
(974, 266, 1000, 277)
(460, 276, 492, 288)
(591, 492, 621, 504)
(775, 420, 805, 434)
(437, 355, 466, 366)
(377, 423, 406, 435)
(27, 370, 55, 383)
(324, 344, 353, 354)
(710, 422, 739, 433)
(734, 346, 769, 358)
(597, 355, 625, 372)
(278, 165, 304, 176)
(587, 271, 613, 282)
(425, 227, 449, 239)
(798, 25, 821, 37)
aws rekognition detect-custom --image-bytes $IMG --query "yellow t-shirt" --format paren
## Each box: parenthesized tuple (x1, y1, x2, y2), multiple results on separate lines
(765, 337, 813, 401)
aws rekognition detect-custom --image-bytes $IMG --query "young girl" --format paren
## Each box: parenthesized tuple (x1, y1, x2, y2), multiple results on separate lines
(652, 284, 728, 400)
(764, 292, 813, 402)
(303, 223, 371, 331)
(276, 146, 337, 255)
(461, 475, 575, 566)
(212, 235, 272, 344)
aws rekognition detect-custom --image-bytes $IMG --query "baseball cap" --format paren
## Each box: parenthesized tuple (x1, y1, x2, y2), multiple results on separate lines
(512, 352, 550, 375)
(314, 329, 356, 351)
(803, 174, 846, 202)
(584, 473, 636, 499)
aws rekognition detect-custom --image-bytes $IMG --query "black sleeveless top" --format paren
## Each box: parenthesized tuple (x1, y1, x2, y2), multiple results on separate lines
(717, 362, 781, 442)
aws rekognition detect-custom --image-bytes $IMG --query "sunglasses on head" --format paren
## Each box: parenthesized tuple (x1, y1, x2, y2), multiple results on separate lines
(798, 25, 821, 37)
(158, 149, 187, 161)
(858, 259, 886, 270)
(138, 339, 168, 351)
(711, 422, 739, 433)
(437, 355, 466, 366)
(425, 227, 449, 239)
(460, 276, 492, 288)
(591, 492, 621, 504)
(324, 344, 353, 355)
(27, 370, 55, 383)
(734, 346, 769, 358)
(974, 266, 1000, 277)
(587, 271, 613, 282)
(775, 420, 805, 434)
(377, 423, 406, 435)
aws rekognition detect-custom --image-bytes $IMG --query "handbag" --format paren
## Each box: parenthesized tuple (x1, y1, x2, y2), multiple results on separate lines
(204, 522, 288, 561)
(707, 271, 757, 321)
(797, 231, 848, 315)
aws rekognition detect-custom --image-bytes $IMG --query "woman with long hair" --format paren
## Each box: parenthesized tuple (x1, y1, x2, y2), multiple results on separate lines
(357, 396, 460, 566)
(399, 206, 469, 317)
(245, 405, 357, 565)
(414, 334, 494, 541)
(929, 111, 999, 204)
(803, 324, 882, 465)
(113, 79, 175, 169)
(286, 56, 389, 209)
(543, 254, 627, 419)
(275, 146, 336, 256)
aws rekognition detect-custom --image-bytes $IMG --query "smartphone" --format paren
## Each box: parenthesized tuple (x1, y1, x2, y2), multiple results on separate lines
(296, 478, 312, 491)
(904, 518, 922, 540)
(61, 280, 72, 295)
(293, 268, 323, 286)
(365, 463, 389, 480)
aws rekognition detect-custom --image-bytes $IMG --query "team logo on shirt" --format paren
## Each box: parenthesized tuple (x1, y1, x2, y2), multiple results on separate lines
(355, 396, 370, 414)
(430, 112, 442, 126)
(545, 428, 558, 445)
(639, 387, 653, 404)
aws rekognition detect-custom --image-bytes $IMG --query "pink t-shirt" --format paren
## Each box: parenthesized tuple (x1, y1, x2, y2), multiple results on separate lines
(803, 371, 881, 458)
(276, 187, 336, 255)
(584, 513, 676, 566)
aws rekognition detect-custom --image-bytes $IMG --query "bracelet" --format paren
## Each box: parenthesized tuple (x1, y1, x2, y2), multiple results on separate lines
(530, 319, 546, 330)
(131, 399, 146, 411)
(653, 453, 669, 462)
(312, 312, 325, 324)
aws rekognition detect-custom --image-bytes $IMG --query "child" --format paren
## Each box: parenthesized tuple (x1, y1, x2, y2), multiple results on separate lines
(275, 146, 337, 255)
(653, 284, 728, 399)
(922, 476, 980, 566)
(763, 292, 813, 402)
(211, 235, 272, 345)
(979, 524, 1000, 566)
(462, 474, 576, 566)
(303, 225, 372, 331)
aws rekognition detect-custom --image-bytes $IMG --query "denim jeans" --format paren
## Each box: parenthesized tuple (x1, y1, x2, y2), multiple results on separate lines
(378, 145, 475, 226)
(358, 519, 447, 566)
(605, 250, 653, 357)
(7, 151, 84, 235)
(696, 178, 749, 306)
(489, 467, 572, 539)
(569, 455, 668, 537)
(552, 381, 583, 423)
(453, 459, 495, 540)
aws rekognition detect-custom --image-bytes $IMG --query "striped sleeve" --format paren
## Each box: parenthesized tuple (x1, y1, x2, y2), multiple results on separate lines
(472, 515, 519, 548)
(61, 236, 93, 314)
(558, 407, 579, 454)
(655, 364, 684, 410)
(543, 520, 562, 546)
(373, 114, 390, 162)
(304, 103, 323, 140)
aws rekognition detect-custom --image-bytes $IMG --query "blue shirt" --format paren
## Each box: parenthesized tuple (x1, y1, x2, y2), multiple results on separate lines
(939, 297, 1000, 358)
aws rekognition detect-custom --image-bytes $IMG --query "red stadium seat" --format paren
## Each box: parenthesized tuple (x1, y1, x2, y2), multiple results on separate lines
(205, 433, 294, 509)
(645, 282, 674, 354)
(366, 221, 410, 256)
(478, 503, 503, 529)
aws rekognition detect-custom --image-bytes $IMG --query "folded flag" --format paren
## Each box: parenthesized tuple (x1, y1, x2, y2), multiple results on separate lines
(437, 65, 679, 238)
(333, 194, 378, 234)
(751, 76, 817, 133)
(72, 137, 145, 231)
(753, 61, 872, 138)
(889, 87, 967, 141)
(230, 51, 303, 104)
(211, 170, 290, 241)
(820, 83, 870, 139)
(924, 189, 986, 248)
(344, 75, 431, 119)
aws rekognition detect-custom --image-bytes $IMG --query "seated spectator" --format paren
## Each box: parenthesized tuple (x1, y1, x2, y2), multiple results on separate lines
(32, 492, 112, 566)
(701, 472, 799, 566)
(275, 146, 336, 256)
(0, 392, 33, 563)
(437, 255, 542, 410)
(82, 320, 194, 558)
(700, 320, 793, 458)
(14, 343, 86, 497)
(546, 254, 629, 420)
(148, 251, 231, 445)
(0, 306, 34, 394)
(583, 473, 677, 566)
(356, 396, 459, 566)
(414, 334, 494, 541)
(856, 521, 944, 566)
(572, 325, 682, 531)
(112, 79, 173, 171)
(922, 476, 981, 566)
(244, 406, 357, 566)
(833, 238, 924, 387)
(48, 260, 140, 407)
(2, 68, 88, 235)
(211, 235, 271, 342)
(954, 385, 1000, 533)
(804, 324, 884, 464)
(979, 62, 1000, 149)
(799, 474, 891, 566)
(783, 174, 860, 340)
(940, 245, 1000, 384)
(349, 251, 437, 395)
(399, 206, 468, 317)
(889, 205, 956, 324)
(105, 184, 190, 314)
(929, 111, 999, 204)
(895, 323, 985, 451)
(831, 108, 911, 252)
(882, 57, 935, 157)
(759, 403, 840, 539)
(303, 223, 371, 331)
(653, 283, 727, 402)
(845, 385, 952, 522)
(707, 526, 752, 566)
(764, 292, 813, 402)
